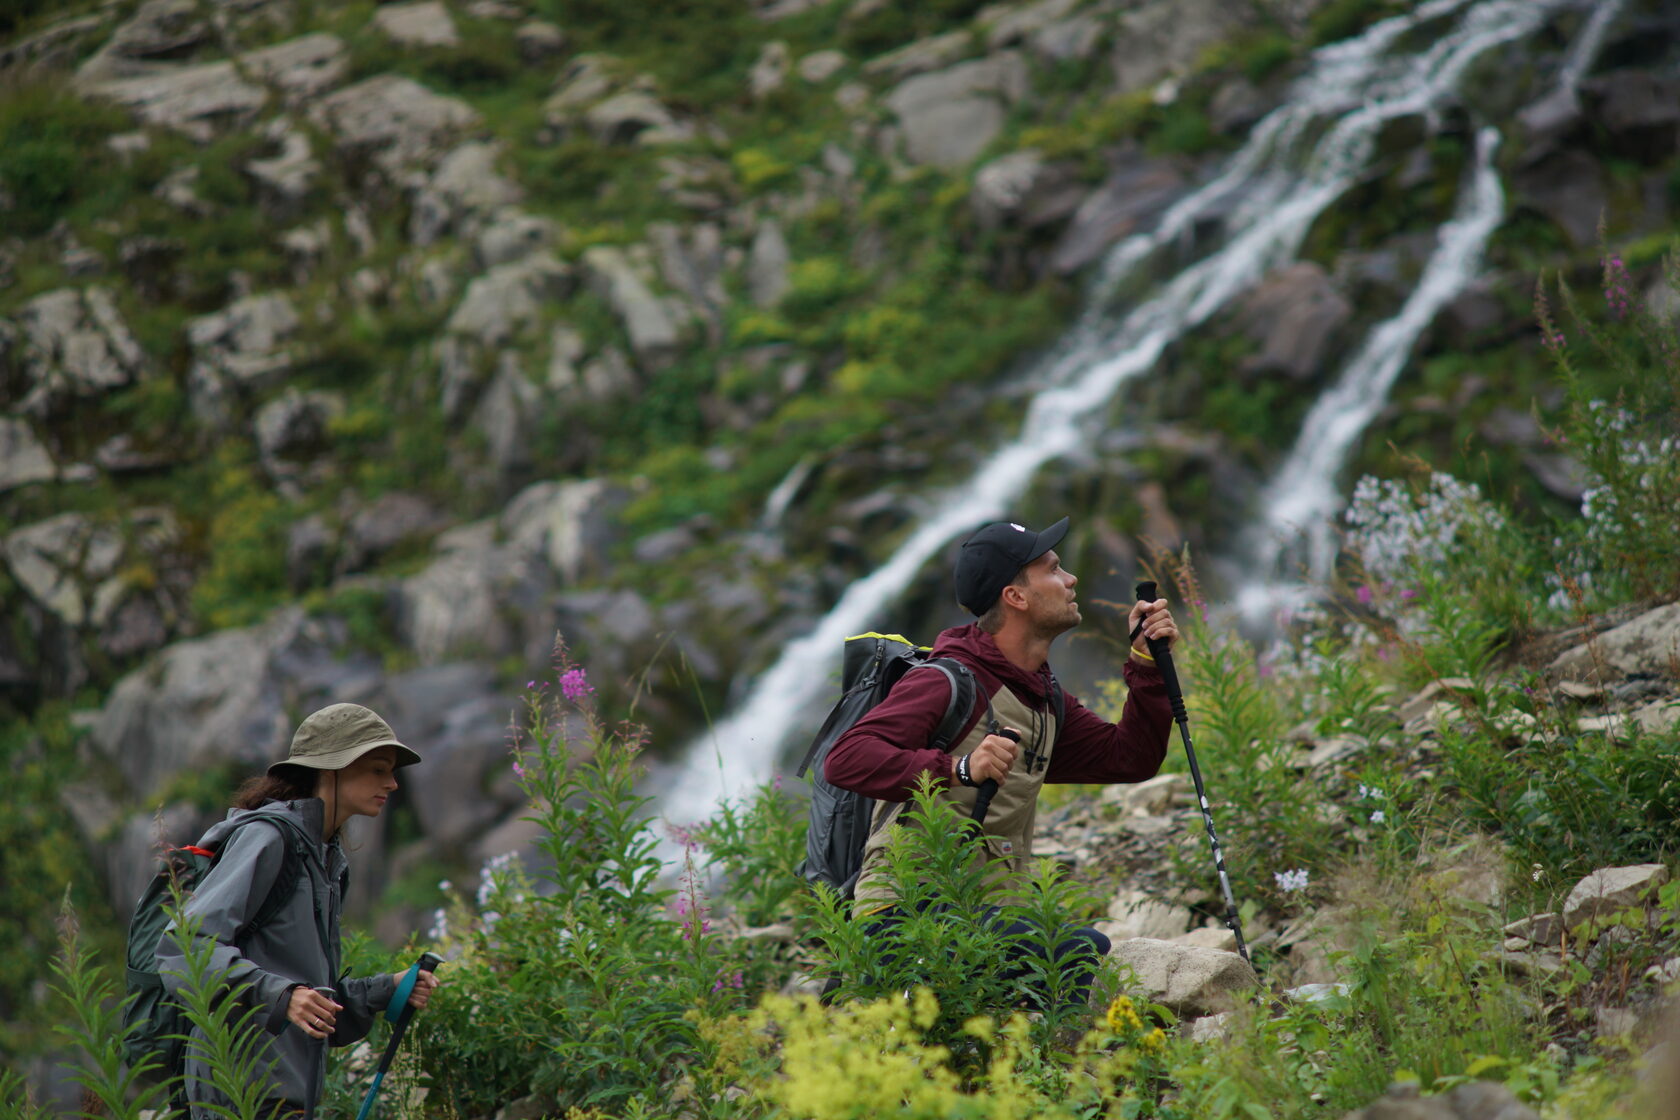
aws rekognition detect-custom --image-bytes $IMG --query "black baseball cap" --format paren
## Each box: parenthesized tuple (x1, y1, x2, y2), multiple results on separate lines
(953, 517, 1070, 615)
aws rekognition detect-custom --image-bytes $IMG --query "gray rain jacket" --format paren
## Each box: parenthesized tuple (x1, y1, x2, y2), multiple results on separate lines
(156, 798, 397, 1116)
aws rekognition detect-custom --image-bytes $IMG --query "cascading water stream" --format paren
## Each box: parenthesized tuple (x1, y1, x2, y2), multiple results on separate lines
(652, 0, 1586, 849)
(1227, 0, 1628, 626)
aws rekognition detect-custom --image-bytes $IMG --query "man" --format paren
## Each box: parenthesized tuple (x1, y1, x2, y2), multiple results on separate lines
(824, 516, 1178, 1005)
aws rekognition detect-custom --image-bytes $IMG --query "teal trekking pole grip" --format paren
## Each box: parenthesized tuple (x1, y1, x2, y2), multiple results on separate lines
(1134, 582, 1251, 967)
(354, 951, 443, 1120)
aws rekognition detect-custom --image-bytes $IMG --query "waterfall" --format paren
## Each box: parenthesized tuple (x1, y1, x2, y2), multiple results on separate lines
(653, 0, 1583, 848)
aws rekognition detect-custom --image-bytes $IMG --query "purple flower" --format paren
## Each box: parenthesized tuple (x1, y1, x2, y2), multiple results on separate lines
(560, 668, 594, 703)
(1356, 585, 1374, 606)
(711, 970, 744, 993)
(527, 680, 537, 689)
(512, 760, 526, 779)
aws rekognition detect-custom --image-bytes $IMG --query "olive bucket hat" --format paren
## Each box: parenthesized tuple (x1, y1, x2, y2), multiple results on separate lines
(269, 703, 422, 775)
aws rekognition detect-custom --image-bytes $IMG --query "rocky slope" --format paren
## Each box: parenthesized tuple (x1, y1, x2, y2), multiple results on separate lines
(1, 0, 1677, 995)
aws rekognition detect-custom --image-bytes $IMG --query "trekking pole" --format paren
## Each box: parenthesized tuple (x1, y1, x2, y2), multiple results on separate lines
(354, 951, 443, 1120)
(1135, 582, 1251, 966)
(969, 729, 1019, 827)
(304, 986, 336, 1120)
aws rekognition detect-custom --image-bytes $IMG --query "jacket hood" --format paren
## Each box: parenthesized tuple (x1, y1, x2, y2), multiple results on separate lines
(199, 798, 327, 852)
(930, 623, 1057, 704)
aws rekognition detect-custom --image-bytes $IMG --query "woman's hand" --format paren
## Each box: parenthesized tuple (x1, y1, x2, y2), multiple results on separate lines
(287, 986, 340, 1040)
(404, 969, 440, 1010)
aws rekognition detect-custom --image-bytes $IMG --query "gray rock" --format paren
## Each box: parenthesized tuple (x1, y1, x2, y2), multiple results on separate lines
(411, 141, 524, 246)
(76, 0, 213, 82)
(91, 611, 311, 796)
(1582, 69, 1680, 141)
(982, 0, 1081, 51)
(551, 587, 661, 683)
(883, 52, 1031, 169)
(1104, 772, 1186, 816)
(286, 513, 334, 590)
(254, 389, 344, 481)
(372, 1, 461, 49)
(1031, 12, 1104, 64)
(798, 49, 848, 83)
(11, 287, 147, 418)
(544, 54, 619, 120)
(0, 418, 55, 492)
(1562, 864, 1669, 929)
(311, 75, 481, 175)
(862, 31, 972, 82)
(1502, 911, 1561, 948)
(1340, 1080, 1538, 1120)
(186, 293, 303, 426)
(384, 663, 517, 850)
(501, 477, 628, 585)
(246, 120, 321, 222)
(241, 33, 351, 105)
(578, 346, 638, 402)
(1549, 602, 1680, 681)
(750, 40, 790, 98)
(100, 593, 170, 661)
(475, 210, 558, 268)
(1233, 263, 1353, 381)
(339, 492, 448, 576)
(1512, 148, 1605, 249)
(83, 58, 265, 141)
(1098, 890, 1192, 941)
(648, 222, 727, 342)
(106, 802, 209, 917)
(3, 513, 128, 627)
(395, 523, 552, 666)
(1050, 151, 1186, 274)
(747, 219, 792, 308)
(1174, 926, 1238, 952)
(1108, 939, 1257, 1017)
(970, 149, 1082, 229)
(585, 90, 693, 146)
(515, 21, 567, 63)
(446, 252, 571, 347)
(1110, 0, 1245, 95)
(472, 358, 542, 474)
(1210, 76, 1267, 136)
(581, 246, 683, 369)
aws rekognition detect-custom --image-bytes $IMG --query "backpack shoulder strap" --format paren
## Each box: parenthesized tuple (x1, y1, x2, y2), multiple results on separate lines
(1047, 668, 1065, 742)
(922, 658, 979, 752)
(219, 814, 313, 934)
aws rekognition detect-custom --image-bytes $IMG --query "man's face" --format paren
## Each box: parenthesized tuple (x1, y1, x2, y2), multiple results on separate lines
(1019, 549, 1080, 637)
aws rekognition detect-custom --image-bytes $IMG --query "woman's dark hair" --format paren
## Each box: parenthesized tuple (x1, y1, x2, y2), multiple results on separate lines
(234, 764, 317, 810)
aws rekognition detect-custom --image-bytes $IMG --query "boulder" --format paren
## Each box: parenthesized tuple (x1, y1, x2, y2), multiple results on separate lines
(10, 287, 147, 419)
(648, 222, 728, 342)
(254, 389, 344, 482)
(311, 75, 481, 175)
(240, 33, 350, 105)
(372, 1, 461, 49)
(1049, 151, 1186, 274)
(75, 0, 214, 82)
(338, 492, 449, 577)
(750, 40, 789, 98)
(1562, 864, 1669, 929)
(382, 663, 518, 850)
(1547, 602, 1680, 681)
(584, 91, 692, 146)
(1108, 938, 1257, 1017)
(472, 358, 543, 474)
(1098, 889, 1192, 941)
(544, 54, 619, 120)
(83, 59, 265, 140)
(1233, 263, 1353, 381)
(1339, 1081, 1538, 1120)
(1511, 148, 1605, 249)
(475, 210, 559, 268)
(446, 252, 571, 347)
(246, 120, 322, 222)
(861, 31, 971, 82)
(3, 513, 127, 628)
(0, 418, 55, 491)
(91, 609, 319, 796)
(970, 150, 1083, 230)
(581, 246, 683, 369)
(747, 220, 791, 308)
(1102, 772, 1186, 816)
(395, 523, 553, 667)
(411, 141, 525, 245)
(186, 293, 303, 427)
(1174, 926, 1238, 952)
(981, 0, 1082, 51)
(1581, 69, 1680, 160)
(882, 52, 1031, 169)
(1109, 0, 1246, 94)
(500, 477, 629, 586)
(516, 21, 567, 63)
(798, 50, 848, 83)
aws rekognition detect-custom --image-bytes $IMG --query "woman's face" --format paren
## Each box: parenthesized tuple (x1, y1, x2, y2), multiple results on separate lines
(324, 746, 400, 821)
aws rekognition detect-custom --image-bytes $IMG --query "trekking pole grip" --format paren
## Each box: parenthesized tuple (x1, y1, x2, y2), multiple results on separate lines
(969, 729, 1018, 825)
(1134, 582, 1187, 722)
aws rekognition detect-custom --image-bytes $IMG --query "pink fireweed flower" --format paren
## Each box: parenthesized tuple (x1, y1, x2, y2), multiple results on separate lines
(1356, 584, 1374, 605)
(711, 970, 744, 992)
(559, 668, 594, 703)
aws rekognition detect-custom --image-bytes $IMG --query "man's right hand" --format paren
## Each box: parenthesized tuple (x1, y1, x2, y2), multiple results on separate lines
(968, 730, 1020, 786)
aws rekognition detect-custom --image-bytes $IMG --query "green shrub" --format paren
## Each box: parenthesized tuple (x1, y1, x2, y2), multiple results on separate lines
(0, 82, 133, 236)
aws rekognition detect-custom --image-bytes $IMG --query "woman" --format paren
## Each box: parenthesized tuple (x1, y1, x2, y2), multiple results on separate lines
(157, 703, 441, 1118)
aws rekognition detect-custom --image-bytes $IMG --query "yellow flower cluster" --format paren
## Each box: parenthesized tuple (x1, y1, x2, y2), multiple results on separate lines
(1106, 995, 1144, 1036)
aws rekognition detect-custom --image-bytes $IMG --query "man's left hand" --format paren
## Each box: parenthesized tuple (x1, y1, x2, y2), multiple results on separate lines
(1128, 598, 1179, 660)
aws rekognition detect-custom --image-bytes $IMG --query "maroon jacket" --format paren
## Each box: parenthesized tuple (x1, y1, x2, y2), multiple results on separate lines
(824, 623, 1172, 801)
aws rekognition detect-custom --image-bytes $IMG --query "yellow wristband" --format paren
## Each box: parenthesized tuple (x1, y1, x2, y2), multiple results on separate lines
(1131, 646, 1155, 663)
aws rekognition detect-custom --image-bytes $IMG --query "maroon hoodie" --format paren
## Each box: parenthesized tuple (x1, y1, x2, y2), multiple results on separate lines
(824, 623, 1172, 800)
